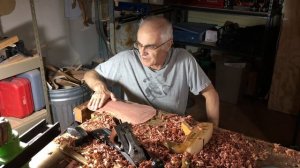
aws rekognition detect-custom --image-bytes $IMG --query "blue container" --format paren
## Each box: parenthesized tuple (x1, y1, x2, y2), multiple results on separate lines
(173, 22, 217, 44)
(18, 69, 45, 111)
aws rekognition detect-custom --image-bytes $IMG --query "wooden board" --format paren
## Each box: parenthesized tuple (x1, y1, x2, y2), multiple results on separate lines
(268, 0, 300, 115)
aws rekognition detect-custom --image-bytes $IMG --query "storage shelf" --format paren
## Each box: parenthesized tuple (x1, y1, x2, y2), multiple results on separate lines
(170, 4, 271, 17)
(174, 41, 260, 58)
(0, 53, 51, 130)
(0, 54, 42, 80)
(6, 109, 47, 135)
(0, 0, 52, 140)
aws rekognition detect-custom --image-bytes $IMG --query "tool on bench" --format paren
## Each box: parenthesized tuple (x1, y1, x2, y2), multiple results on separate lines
(66, 126, 89, 147)
(0, 118, 60, 168)
(104, 118, 149, 166)
(67, 118, 164, 167)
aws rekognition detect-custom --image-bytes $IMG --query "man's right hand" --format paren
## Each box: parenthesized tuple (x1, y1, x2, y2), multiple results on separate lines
(87, 87, 117, 111)
(84, 70, 117, 111)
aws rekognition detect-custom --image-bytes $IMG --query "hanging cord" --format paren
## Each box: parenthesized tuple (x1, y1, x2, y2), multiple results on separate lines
(94, 0, 113, 61)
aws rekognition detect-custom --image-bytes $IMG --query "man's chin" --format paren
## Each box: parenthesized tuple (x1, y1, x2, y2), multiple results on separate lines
(141, 61, 151, 67)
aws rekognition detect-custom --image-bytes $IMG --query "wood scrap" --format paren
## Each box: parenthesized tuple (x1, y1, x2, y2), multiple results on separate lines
(73, 101, 93, 123)
(54, 78, 80, 88)
(46, 65, 81, 84)
(45, 64, 89, 90)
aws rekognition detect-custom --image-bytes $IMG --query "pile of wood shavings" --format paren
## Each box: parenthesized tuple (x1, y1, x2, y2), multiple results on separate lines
(54, 112, 300, 168)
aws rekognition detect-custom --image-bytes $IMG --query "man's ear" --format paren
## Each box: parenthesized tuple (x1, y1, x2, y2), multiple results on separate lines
(168, 39, 174, 48)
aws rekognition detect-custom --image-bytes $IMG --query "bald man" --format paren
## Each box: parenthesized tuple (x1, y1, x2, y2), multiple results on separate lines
(84, 16, 219, 127)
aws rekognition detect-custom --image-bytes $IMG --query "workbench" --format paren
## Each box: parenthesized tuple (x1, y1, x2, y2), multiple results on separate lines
(29, 110, 300, 168)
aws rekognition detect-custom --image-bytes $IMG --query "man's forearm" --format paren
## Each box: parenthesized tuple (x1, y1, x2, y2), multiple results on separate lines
(202, 84, 220, 127)
(83, 70, 106, 92)
(206, 94, 219, 127)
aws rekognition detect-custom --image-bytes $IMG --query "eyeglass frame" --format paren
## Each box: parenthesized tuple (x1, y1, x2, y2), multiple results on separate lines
(133, 39, 172, 52)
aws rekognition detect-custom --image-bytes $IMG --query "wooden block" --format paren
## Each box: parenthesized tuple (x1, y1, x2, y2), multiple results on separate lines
(0, 36, 19, 50)
(73, 101, 93, 123)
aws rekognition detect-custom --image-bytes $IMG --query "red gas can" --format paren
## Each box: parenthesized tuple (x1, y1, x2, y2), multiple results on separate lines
(166, 0, 225, 8)
(0, 77, 34, 118)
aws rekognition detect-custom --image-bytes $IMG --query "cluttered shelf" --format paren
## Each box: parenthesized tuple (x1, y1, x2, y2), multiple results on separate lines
(174, 41, 261, 58)
(0, 54, 42, 80)
(166, 0, 282, 18)
(169, 4, 271, 17)
(169, 4, 273, 60)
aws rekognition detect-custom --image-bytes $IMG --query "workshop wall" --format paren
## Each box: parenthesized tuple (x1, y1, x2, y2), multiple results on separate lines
(0, 0, 271, 67)
(0, 0, 99, 67)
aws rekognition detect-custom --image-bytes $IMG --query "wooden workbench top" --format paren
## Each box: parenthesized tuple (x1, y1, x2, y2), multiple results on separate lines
(30, 112, 300, 168)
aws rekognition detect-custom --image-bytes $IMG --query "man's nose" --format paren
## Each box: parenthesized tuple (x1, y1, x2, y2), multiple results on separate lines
(140, 47, 148, 55)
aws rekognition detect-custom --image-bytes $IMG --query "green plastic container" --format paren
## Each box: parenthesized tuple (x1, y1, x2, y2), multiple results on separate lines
(0, 124, 24, 165)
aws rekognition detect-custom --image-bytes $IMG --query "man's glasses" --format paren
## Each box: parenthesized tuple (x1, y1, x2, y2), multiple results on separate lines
(133, 39, 171, 52)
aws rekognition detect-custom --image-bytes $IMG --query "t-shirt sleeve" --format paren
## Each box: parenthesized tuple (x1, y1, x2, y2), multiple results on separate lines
(186, 52, 211, 95)
(94, 52, 124, 82)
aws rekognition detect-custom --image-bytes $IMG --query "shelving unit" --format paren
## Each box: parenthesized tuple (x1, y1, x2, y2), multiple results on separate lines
(169, 0, 279, 18)
(0, 0, 52, 135)
(168, 1, 282, 95)
(169, 0, 281, 17)
(169, 0, 282, 56)
(0, 54, 51, 134)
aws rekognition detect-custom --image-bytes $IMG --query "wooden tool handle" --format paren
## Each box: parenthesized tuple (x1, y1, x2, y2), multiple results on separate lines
(0, 117, 11, 146)
(59, 144, 88, 166)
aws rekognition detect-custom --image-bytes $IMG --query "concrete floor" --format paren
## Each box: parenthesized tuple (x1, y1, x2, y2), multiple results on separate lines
(186, 94, 299, 149)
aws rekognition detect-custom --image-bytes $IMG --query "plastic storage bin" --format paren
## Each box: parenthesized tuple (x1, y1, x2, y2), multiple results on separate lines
(17, 69, 45, 111)
(216, 60, 246, 104)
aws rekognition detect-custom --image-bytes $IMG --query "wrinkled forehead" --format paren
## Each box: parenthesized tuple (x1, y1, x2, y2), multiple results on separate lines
(137, 26, 162, 44)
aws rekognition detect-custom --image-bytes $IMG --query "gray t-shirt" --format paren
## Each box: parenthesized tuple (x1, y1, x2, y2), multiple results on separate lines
(95, 48, 211, 115)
